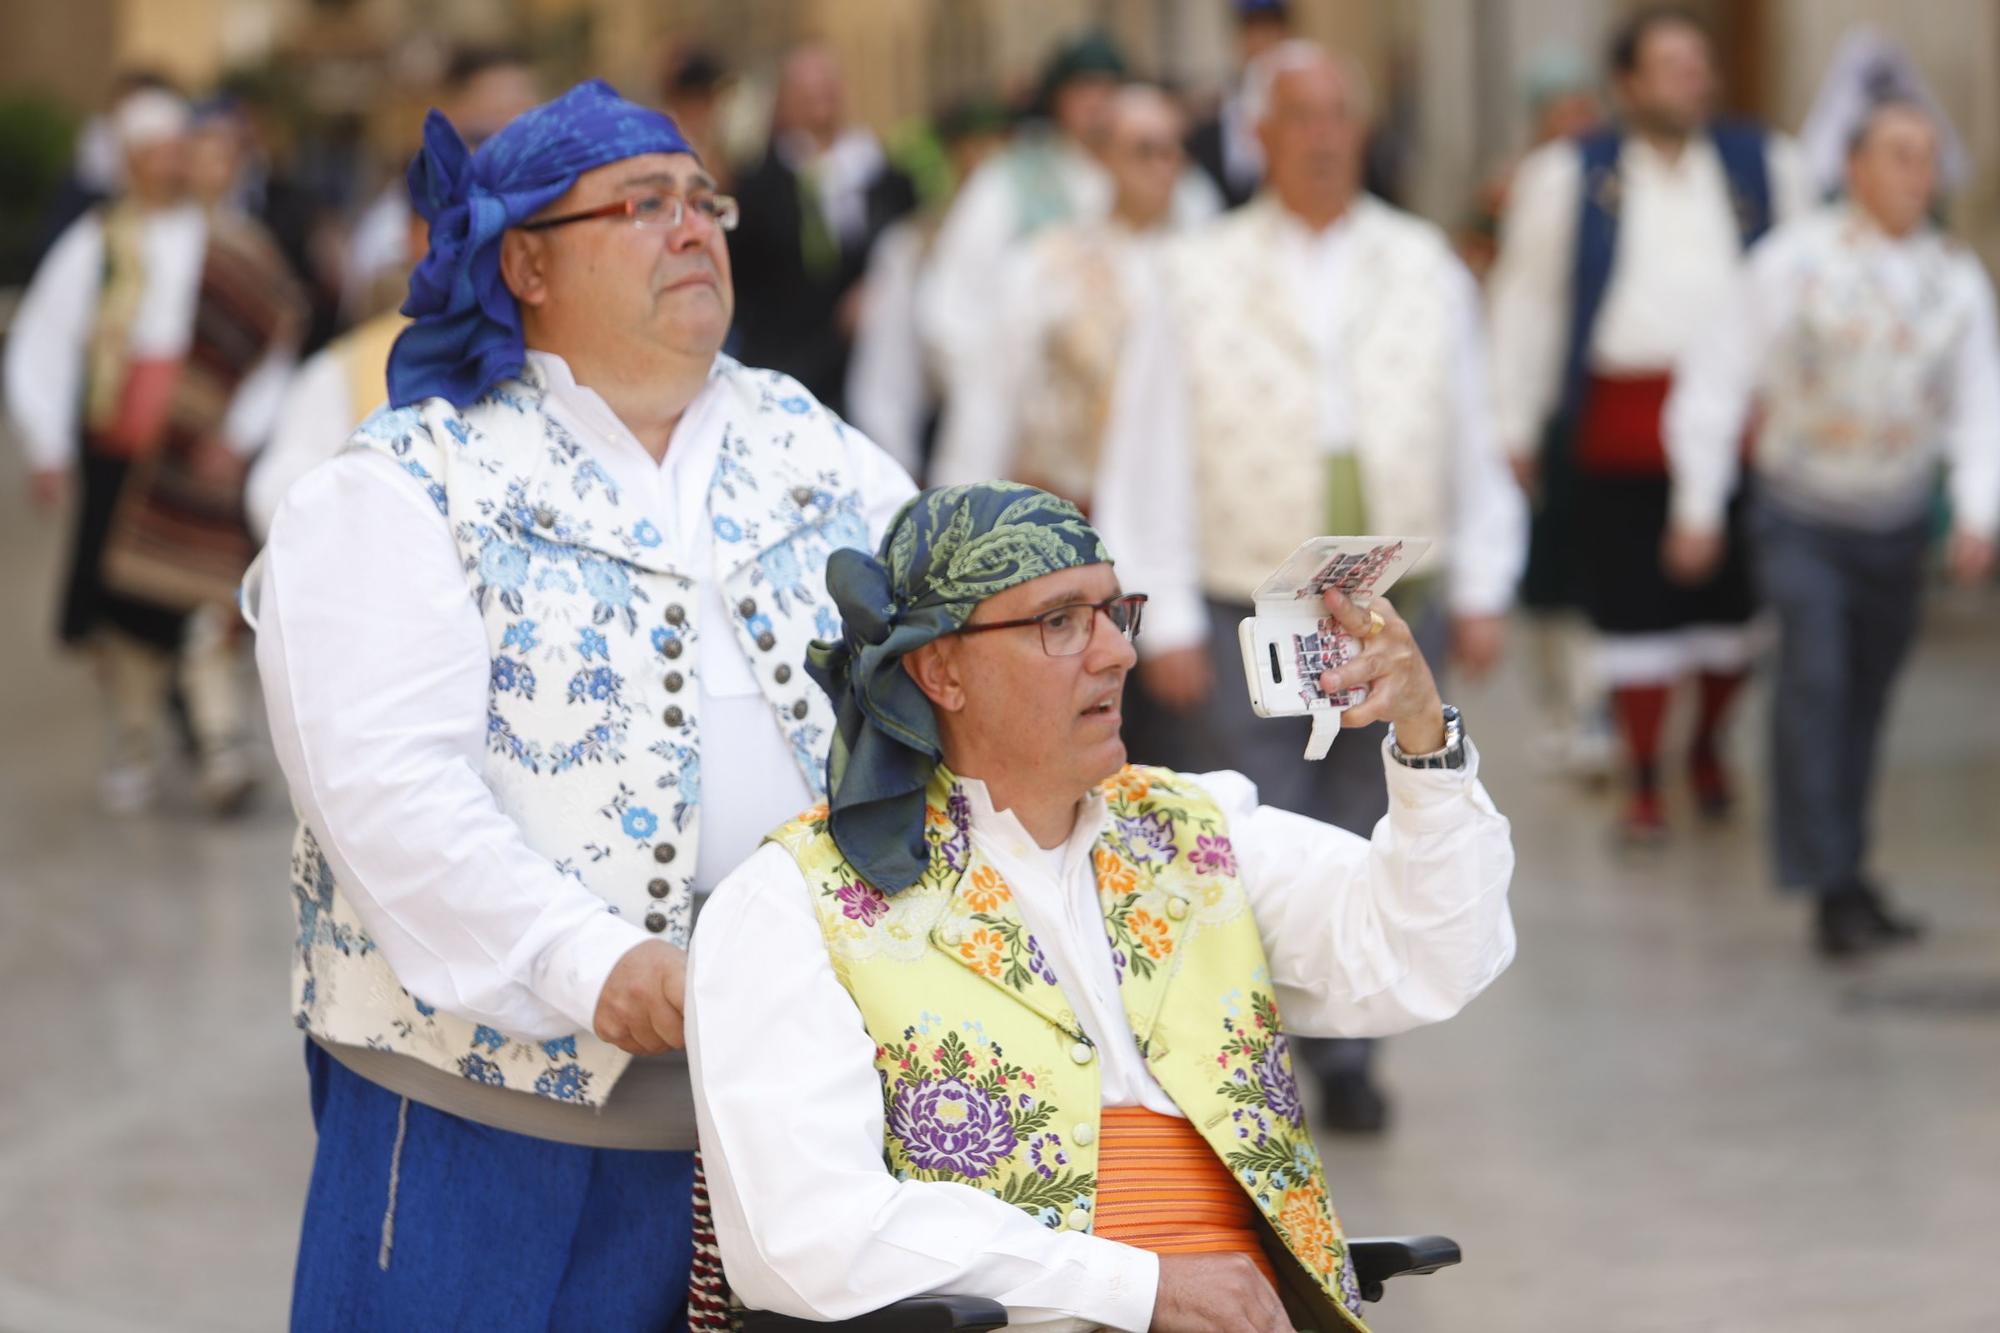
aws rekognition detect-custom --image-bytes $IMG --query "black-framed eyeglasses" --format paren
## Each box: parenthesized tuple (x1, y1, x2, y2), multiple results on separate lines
(955, 593, 1147, 658)
(518, 191, 741, 234)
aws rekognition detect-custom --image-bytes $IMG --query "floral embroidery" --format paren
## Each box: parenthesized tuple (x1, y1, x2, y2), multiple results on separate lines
(1191, 834, 1239, 877)
(958, 927, 1006, 979)
(1128, 908, 1174, 960)
(1114, 811, 1178, 865)
(1278, 1177, 1342, 1276)
(1092, 846, 1138, 897)
(837, 880, 890, 925)
(576, 626, 609, 661)
(963, 865, 1010, 913)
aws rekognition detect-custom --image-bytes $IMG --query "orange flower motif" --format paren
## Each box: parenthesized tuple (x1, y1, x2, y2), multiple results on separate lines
(1278, 1181, 1340, 1275)
(962, 864, 1011, 913)
(1092, 846, 1138, 897)
(924, 804, 949, 828)
(959, 927, 1005, 979)
(1102, 767, 1151, 805)
(800, 802, 830, 823)
(1128, 908, 1174, 959)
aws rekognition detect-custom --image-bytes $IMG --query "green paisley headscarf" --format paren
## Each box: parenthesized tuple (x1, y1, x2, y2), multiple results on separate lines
(807, 482, 1110, 894)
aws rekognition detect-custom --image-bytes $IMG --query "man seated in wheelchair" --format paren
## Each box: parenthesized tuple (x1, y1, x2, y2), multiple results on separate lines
(687, 483, 1516, 1331)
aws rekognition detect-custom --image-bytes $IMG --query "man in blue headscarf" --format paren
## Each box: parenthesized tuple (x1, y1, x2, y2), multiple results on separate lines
(246, 79, 914, 1328)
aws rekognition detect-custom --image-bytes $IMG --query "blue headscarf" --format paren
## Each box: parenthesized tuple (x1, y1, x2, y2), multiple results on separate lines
(387, 80, 697, 410)
(808, 484, 1110, 895)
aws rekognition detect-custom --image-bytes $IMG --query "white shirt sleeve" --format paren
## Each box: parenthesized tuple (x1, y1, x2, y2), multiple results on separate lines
(1766, 134, 1818, 226)
(4, 213, 104, 473)
(1946, 254, 2000, 540)
(250, 449, 652, 1040)
(220, 342, 299, 458)
(246, 344, 349, 542)
(1091, 282, 1209, 657)
(1664, 231, 1792, 534)
(844, 223, 930, 479)
(1197, 743, 1516, 1038)
(1486, 142, 1582, 458)
(1442, 261, 1528, 616)
(687, 843, 1160, 1333)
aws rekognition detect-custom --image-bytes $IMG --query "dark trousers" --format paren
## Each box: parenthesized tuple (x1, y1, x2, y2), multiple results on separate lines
(1749, 501, 1929, 895)
(1123, 599, 1450, 1081)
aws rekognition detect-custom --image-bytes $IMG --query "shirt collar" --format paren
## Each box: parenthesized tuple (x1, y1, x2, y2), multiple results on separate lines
(956, 774, 1109, 876)
(523, 348, 724, 472)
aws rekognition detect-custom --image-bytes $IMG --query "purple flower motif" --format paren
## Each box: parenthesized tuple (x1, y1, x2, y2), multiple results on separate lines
(837, 880, 890, 926)
(1025, 936, 1060, 986)
(936, 786, 974, 872)
(1028, 1132, 1069, 1180)
(1256, 1035, 1305, 1127)
(1190, 834, 1238, 877)
(1115, 812, 1178, 865)
(889, 1077, 1018, 1178)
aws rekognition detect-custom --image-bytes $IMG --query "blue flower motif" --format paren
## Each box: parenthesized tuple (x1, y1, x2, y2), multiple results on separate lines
(568, 666, 621, 704)
(631, 519, 662, 548)
(651, 626, 675, 655)
(534, 1063, 592, 1102)
(745, 613, 774, 641)
(478, 539, 530, 591)
(412, 997, 437, 1018)
(713, 514, 744, 542)
(491, 656, 520, 692)
(826, 508, 868, 550)
(622, 806, 660, 839)
(500, 618, 540, 652)
(458, 1053, 506, 1086)
(472, 1025, 507, 1053)
(541, 1035, 578, 1059)
(779, 394, 810, 414)
(577, 627, 608, 661)
(815, 605, 840, 640)
(579, 558, 633, 607)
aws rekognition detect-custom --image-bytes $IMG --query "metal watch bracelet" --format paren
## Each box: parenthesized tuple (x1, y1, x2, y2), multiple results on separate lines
(1388, 704, 1466, 770)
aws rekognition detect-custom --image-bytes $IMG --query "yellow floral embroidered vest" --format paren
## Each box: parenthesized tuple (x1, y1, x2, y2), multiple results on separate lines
(769, 765, 1369, 1331)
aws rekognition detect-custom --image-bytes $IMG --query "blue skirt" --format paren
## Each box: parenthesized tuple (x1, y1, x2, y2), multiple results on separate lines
(291, 1040, 694, 1332)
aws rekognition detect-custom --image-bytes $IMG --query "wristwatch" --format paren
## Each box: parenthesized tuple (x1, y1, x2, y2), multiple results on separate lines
(1388, 704, 1467, 770)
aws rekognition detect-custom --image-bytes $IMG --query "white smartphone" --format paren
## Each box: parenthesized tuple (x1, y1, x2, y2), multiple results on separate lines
(1237, 537, 1433, 734)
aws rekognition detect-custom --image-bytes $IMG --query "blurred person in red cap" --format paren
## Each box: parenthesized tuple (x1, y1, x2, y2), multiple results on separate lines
(727, 42, 916, 416)
(1487, 5, 1814, 844)
(6, 85, 304, 817)
(1663, 99, 1999, 957)
(1099, 41, 1525, 1135)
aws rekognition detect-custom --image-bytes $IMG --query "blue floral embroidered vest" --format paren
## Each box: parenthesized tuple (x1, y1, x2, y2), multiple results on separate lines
(282, 355, 873, 1106)
(771, 765, 1370, 1331)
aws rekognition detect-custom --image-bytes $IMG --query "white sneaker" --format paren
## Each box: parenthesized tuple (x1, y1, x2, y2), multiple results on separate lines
(100, 762, 159, 815)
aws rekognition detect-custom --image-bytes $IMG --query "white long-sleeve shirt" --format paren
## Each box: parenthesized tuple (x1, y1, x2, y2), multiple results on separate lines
(250, 351, 915, 1039)
(1094, 207, 1527, 657)
(5, 205, 292, 470)
(1487, 132, 1813, 458)
(1665, 206, 2000, 539)
(689, 754, 1516, 1332)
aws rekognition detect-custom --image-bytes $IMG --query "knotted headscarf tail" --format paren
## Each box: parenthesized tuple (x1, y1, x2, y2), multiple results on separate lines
(807, 483, 1111, 895)
(388, 79, 697, 410)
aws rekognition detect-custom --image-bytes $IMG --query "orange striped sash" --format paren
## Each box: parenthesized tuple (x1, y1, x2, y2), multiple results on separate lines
(1092, 1107, 1279, 1284)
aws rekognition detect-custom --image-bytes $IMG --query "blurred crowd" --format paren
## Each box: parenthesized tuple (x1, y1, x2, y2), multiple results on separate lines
(5, 0, 1996, 1137)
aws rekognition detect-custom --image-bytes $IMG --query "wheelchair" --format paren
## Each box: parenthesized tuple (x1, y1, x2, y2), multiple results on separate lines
(735, 1233, 1462, 1331)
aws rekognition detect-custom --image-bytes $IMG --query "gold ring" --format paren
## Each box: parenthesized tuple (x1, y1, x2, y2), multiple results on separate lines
(1362, 609, 1386, 638)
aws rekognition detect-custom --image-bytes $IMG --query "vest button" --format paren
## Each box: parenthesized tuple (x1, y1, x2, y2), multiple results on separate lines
(1071, 1121, 1096, 1147)
(737, 597, 757, 618)
(647, 878, 670, 899)
(1069, 1041, 1094, 1065)
(774, 664, 792, 684)
(663, 706, 685, 727)
(534, 506, 555, 528)
(665, 604, 686, 626)
(654, 843, 677, 864)
(791, 485, 813, 507)
(755, 631, 777, 652)
(644, 913, 667, 933)
(1166, 896, 1189, 921)
(791, 699, 809, 720)
(1064, 1208, 1091, 1232)
(940, 926, 964, 947)
(664, 672, 684, 693)
(664, 638, 684, 660)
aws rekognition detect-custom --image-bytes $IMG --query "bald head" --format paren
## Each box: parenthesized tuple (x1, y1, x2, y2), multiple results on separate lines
(776, 43, 845, 147)
(1249, 41, 1369, 228)
(1105, 85, 1185, 227)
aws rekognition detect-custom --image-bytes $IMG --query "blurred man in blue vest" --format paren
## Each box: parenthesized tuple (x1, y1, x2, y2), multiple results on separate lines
(1488, 5, 1813, 843)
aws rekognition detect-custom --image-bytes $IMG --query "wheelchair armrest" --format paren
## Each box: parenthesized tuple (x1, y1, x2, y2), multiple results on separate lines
(736, 1296, 1011, 1333)
(1348, 1234, 1462, 1303)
